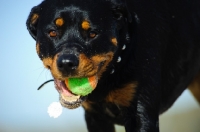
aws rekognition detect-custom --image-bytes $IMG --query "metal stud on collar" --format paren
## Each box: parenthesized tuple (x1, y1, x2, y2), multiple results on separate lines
(110, 69, 115, 74)
(117, 56, 121, 63)
(110, 43, 127, 74)
(122, 44, 126, 50)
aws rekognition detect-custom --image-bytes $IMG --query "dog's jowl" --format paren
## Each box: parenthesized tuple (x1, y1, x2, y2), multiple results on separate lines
(27, 0, 200, 132)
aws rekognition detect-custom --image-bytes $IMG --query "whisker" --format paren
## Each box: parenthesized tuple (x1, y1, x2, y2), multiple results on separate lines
(45, 69, 52, 80)
(37, 68, 46, 81)
(32, 66, 44, 72)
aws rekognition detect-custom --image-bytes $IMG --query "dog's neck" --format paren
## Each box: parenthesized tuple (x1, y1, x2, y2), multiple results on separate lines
(110, 40, 129, 75)
(108, 12, 136, 75)
(109, 23, 133, 75)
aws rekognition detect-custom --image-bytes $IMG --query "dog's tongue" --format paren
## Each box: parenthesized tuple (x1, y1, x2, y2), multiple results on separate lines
(54, 79, 73, 96)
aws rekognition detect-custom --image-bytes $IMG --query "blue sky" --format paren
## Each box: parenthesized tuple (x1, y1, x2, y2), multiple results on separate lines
(0, 0, 199, 132)
(0, 0, 87, 132)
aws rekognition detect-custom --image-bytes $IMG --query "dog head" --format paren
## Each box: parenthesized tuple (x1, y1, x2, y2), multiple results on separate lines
(27, 0, 132, 109)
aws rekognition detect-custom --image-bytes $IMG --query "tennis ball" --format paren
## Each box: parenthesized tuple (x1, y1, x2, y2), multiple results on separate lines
(65, 76, 98, 96)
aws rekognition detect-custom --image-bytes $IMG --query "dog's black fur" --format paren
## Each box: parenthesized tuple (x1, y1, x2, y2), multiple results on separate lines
(27, 0, 200, 131)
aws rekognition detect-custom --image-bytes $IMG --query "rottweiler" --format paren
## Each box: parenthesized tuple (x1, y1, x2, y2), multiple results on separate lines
(26, 0, 200, 131)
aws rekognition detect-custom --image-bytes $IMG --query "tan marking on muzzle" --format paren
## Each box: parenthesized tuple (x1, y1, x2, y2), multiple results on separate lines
(42, 54, 63, 79)
(42, 52, 114, 80)
(90, 52, 114, 78)
(42, 57, 53, 69)
(71, 52, 114, 78)
(77, 54, 94, 77)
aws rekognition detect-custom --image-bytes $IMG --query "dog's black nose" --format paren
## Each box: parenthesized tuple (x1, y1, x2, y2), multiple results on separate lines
(57, 54, 79, 72)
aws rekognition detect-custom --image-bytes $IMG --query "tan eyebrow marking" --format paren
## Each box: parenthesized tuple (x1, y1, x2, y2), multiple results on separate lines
(81, 20, 90, 30)
(55, 18, 64, 27)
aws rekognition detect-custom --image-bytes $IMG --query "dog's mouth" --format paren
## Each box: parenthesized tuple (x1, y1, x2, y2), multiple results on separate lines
(40, 52, 114, 109)
(54, 75, 98, 109)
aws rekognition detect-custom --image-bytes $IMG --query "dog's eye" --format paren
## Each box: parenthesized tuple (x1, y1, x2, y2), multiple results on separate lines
(49, 30, 57, 37)
(89, 31, 97, 38)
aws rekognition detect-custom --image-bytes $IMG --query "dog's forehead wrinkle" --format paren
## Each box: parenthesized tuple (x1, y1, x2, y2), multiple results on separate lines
(56, 42, 85, 55)
(41, 6, 115, 33)
(53, 5, 114, 27)
(59, 27, 82, 40)
(56, 6, 89, 20)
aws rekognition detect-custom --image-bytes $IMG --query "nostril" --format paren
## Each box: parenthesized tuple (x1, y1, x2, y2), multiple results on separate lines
(57, 54, 79, 71)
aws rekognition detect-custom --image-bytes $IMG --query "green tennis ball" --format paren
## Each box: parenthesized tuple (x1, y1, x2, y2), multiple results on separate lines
(65, 76, 97, 96)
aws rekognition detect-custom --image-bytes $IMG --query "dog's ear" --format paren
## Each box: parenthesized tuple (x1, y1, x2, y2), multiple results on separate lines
(26, 6, 41, 40)
(111, 0, 132, 23)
